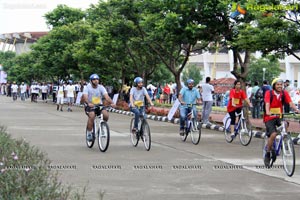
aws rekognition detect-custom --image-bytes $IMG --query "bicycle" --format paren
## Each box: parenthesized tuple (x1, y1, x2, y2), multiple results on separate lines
(224, 107, 253, 146)
(262, 113, 296, 177)
(85, 104, 110, 152)
(180, 104, 201, 145)
(130, 109, 151, 151)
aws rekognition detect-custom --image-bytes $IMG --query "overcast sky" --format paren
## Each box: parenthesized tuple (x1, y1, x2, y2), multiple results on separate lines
(0, 0, 99, 33)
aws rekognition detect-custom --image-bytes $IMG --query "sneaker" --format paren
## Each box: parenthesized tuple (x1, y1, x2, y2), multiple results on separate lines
(264, 152, 271, 168)
(271, 149, 277, 163)
(132, 128, 137, 134)
(230, 132, 236, 139)
(179, 129, 184, 136)
(86, 132, 93, 141)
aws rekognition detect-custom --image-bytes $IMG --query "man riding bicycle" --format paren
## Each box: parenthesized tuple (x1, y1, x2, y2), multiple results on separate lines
(81, 74, 115, 141)
(263, 78, 299, 168)
(129, 77, 154, 134)
(178, 79, 201, 136)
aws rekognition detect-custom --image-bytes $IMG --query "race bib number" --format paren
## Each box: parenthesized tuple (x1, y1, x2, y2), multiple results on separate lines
(134, 100, 143, 108)
(92, 96, 101, 104)
(232, 98, 240, 105)
(270, 107, 281, 114)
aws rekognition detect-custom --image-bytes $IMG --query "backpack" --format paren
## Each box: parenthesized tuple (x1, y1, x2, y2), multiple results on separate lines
(263, 90, 285, 112)
(255, 88, 263, 99)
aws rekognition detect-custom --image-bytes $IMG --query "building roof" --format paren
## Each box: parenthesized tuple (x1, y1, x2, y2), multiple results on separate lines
(210, 78, 235, 94)
(0, 32, 48, 44)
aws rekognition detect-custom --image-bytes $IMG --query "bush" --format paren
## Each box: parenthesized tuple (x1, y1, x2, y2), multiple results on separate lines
(0, 127, 85, 200)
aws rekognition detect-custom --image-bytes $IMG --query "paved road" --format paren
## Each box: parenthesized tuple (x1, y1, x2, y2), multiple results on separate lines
(1, 96, 300, 200)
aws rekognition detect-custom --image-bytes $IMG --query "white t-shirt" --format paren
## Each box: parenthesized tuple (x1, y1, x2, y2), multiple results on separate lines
(66, 85, 75, 98)
(83, 83, 107, 105)
(41, 85, 48, 93)
(20, 84, 27, 93)
(56, 86, 65, 98)
(11, 84, 18, 93)
(31, 85, 40, 94)
(246, 87, 252, 99)
(130, 87, 147, 107)
(201, 83, 214, 101)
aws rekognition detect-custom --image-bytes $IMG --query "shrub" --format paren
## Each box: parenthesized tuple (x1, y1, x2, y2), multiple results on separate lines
(0, 127, 85, 200)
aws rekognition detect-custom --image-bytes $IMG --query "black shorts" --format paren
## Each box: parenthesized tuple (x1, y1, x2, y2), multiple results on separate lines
(229, 107, 242, 125)
(85, 106, 102, 116)
(265, 118, 281, 137)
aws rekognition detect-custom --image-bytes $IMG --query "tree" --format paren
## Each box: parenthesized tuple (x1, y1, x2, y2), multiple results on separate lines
(182, 64, 203, 85)
(133, 0, 218, 91)
(44, 4, 85, 29)
(247, 56, 283, 84)
(0, 51, 16, 72)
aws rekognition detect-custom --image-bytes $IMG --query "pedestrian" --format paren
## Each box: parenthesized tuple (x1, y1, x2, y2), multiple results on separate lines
(11, 81, 18, 101)
(201, 77, 214, 124)
(56, 82, 65, 111)
(163, 83, 170, 104)
(283, 80, 292, 113)
(250, 81, 261, 118)
(66, 80, 75, 112)
(20, 82, 27, 101)
(41, 82, 48, 103)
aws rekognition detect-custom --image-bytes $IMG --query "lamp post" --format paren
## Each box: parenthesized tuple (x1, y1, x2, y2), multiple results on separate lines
(262, 68, 266, 81)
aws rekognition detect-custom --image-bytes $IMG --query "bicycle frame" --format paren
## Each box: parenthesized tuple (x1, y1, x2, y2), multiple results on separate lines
(271, 120, 288, 156)
(184, 104, 197, 133)
(263, 113, 296, 176)
(234, 111, 244, 134)
(224, 107, 253, 146)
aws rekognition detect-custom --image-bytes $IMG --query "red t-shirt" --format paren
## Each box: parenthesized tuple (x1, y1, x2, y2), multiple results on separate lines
(163, 86, 170, 95)
(263, 90, 291, 122)
(227, 89, 247, 113)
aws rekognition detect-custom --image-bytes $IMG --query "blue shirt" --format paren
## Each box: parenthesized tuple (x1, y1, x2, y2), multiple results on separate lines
(179, 87, 200, 107)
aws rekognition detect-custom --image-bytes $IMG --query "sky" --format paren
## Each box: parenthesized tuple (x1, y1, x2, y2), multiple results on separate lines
(0, 0, 100, 34)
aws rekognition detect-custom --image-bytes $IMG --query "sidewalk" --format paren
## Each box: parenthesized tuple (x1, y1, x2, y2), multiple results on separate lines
(209, 112, 300, 133)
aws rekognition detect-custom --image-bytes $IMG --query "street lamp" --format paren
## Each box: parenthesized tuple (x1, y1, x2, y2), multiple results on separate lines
(263, 68, 266, 81)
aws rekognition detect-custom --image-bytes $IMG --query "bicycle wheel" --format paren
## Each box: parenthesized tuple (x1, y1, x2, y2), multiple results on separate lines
(282, 134, 295, 177)
(97, 121, 110, 152)
(130, 118, 139, 147)
(191, 119, 201, 145)
(86, 123, 95, 148)
(239, 119, 253, 146)
(224, 117, 233, 143)
(141, 120, 151, 151)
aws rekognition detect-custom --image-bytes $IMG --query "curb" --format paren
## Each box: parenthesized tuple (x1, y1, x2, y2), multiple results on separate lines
(109, 108, 300, 145)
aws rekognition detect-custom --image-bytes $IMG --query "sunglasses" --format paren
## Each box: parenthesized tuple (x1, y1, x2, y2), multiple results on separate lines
(91, 78, 99, 80)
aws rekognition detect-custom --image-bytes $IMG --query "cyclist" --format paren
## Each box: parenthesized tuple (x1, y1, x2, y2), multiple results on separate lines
(81, 74, 115, 141)
(227, 80, 252, 138)
(263, 78, 299, 168)
(178, 79, 201, 136)
(129, 77, 154, 134)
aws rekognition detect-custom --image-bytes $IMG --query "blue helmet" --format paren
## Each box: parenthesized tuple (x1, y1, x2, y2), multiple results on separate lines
(186, 79, 194, 84)
(134, 77, 143, 84)
(89, 74, 99, 81)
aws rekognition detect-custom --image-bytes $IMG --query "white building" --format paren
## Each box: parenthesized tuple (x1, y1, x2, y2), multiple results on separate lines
(188, 50, 300, 88)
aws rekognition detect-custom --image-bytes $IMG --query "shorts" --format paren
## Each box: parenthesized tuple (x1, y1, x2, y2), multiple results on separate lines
(265, 118, 281, 137)
(68, 97, 74, 103)
(56, 96, 64, 105)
